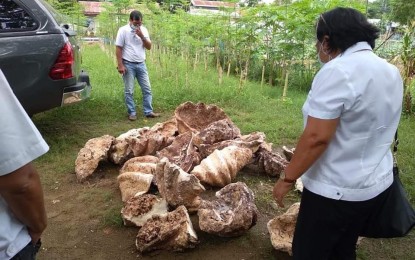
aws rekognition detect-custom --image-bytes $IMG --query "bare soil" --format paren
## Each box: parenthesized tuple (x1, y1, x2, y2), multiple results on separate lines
(37, 163, 293, 260)
(32, 113, 414, 260)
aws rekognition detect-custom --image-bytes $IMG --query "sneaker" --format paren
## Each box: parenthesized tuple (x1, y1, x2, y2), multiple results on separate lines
(145, 112, 161, 118)
(128, 114, 137, 121)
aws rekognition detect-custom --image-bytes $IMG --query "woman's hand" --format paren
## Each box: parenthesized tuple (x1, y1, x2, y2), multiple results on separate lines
(29, 229, 42, 244)
(273, 179, 294, 208)
(0, 163, 47, 244)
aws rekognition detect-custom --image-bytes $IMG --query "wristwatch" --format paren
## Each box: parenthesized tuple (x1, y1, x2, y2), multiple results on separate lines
(280, 171, 296, 184)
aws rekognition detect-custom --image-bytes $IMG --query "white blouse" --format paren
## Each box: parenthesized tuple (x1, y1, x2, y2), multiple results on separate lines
(301, 42, 403, 201)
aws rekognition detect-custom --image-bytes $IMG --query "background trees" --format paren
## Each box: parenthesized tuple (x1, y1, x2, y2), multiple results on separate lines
(47, 0, 415, 113)
(390, 0, 415, 24)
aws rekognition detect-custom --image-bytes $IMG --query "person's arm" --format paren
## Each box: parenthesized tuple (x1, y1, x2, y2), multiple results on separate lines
(134, 27, 151, 50)
(141, 37, 151, 50)
(116, 46, 125, 74)
(273, 116, 339, 207)
(0, 162, 47, 243)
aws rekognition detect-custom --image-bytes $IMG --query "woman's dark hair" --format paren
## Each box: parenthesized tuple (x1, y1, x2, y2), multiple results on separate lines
(316, 7, 380, 52)
(130, 10, 143, 21)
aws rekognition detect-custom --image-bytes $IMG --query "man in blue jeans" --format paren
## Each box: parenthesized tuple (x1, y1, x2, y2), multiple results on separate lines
(115, 10, 160, 121)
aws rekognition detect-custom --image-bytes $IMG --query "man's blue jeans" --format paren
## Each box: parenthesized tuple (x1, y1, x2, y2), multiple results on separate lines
(122, 61, 153, 116)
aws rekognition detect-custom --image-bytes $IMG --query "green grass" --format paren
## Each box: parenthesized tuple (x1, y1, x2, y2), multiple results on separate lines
(32, 43, 415, 259)
(102, 205, 124, 227)
(397, 115, 415, 202)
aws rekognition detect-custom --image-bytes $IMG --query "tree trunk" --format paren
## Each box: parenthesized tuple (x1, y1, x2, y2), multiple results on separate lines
(215, 40, 220, 70)
(238, 63, 244, 89)
(193, 52, 198, 71)
(244, 58, 250, 83)
(282, 69, 289, 100)
(269, 60, 276, 86)
(204, 52, 208, 71)
(218, 64, 223, 85)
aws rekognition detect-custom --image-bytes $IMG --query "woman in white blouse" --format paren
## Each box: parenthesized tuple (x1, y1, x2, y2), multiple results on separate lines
(273, 7, 403, 259)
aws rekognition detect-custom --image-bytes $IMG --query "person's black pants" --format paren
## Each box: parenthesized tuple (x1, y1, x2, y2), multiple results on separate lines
(11, 240, 41, 260)
(292, 187, 390, 260)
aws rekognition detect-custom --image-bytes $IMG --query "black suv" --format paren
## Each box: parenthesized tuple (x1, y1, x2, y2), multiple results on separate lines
(0, 0, 91, 115)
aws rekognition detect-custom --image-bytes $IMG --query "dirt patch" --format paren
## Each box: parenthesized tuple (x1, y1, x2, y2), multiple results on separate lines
(36, 157, 415, 260)
(37, 163, 293, 260)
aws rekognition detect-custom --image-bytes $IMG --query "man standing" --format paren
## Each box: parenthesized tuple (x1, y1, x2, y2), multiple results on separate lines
(115, 10, 160, 121)
(0, 69, 48, 260)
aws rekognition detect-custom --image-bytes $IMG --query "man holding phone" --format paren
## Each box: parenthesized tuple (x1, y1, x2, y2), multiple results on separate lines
(115, 10, 160, 121)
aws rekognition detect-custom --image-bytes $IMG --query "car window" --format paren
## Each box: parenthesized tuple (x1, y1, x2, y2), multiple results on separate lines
(0, 0, 37, 31)
(39, 0, 76, 31)
(39, 0, 63, 24)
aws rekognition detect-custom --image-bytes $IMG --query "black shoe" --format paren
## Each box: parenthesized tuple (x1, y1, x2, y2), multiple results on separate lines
(145, 112, 161, 118)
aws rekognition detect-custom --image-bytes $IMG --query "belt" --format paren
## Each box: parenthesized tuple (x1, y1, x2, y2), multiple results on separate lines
(122, 59, 143, 64)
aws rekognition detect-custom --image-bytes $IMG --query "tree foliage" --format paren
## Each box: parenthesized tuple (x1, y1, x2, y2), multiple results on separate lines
(367, 0, 389, 19)
(112, 0, 134, 14)
(45, 0, 78, 15)
(92, 0, 365, 86)
(48, 0, 372, 88)
(390, 0, 415, 24)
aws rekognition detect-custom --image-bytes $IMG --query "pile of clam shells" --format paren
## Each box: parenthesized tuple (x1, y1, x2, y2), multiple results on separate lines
(74, 101, 294, 253)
